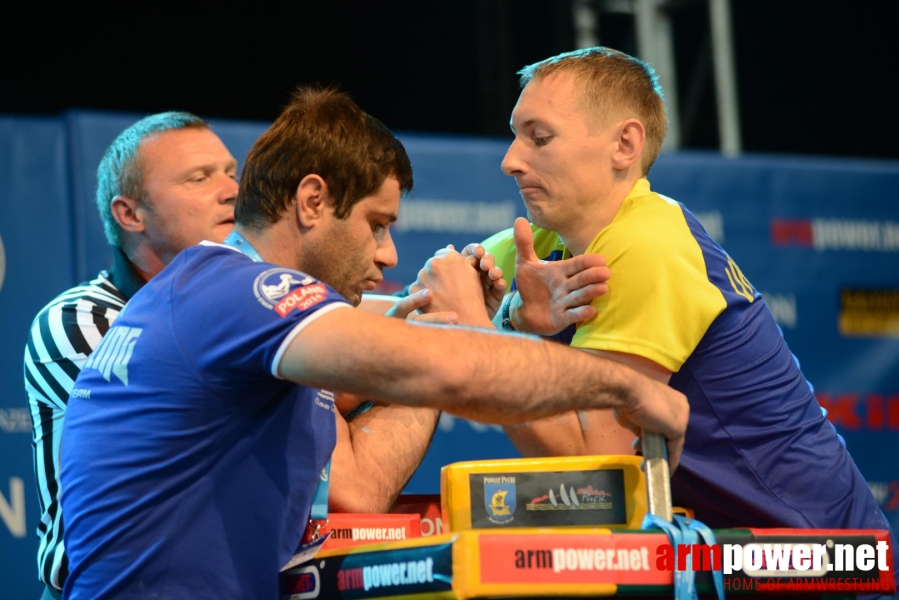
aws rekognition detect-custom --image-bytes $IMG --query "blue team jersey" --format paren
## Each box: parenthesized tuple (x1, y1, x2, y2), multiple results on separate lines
(484, 179, 898, 562)
(60, 244, 351, 599)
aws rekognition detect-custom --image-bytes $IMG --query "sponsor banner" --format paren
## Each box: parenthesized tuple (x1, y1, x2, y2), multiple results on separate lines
(469, 470, 627, 528)
(818, 392, 899, 432)
(476, 529, 895, 595)
(479, 531, 669, 587)
(280, 541, 454, 599)
(715, 531, 895, 594)
(771, 218, 899, 252)
(322, 513, 421, 551)
(0, 408, 31, 434)
(839, 288, 899, 338)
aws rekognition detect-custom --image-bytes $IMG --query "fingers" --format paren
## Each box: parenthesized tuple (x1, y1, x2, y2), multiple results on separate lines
(460, 244, 504, 281)
(666, 434, 684, 475)
(512, 217, 538, 264)
(613, 408, 641, 436)
(386, 289, 432, 319)
(563, 265, 611, 292)
(558, 253, 608, 277)
(460, 243, 484, 259)
(555, 304, 597, 328)
(616, 381, 689, 475)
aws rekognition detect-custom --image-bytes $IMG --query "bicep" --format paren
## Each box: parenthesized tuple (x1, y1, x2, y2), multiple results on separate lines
(574, 348, 671, 454)
(277, 306, 448, 400)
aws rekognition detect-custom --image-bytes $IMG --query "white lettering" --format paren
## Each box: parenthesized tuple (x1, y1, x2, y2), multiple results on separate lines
(857, 544, 875, 571)
(743, 544, 763, 570)
(877, 540, 891, 571)
(351, 527, 408, 542)
(763, 544, 792, 571)
(868, 482, 889, 505)
(723, 544, 741, 574)
(396, 199, 518, 234)
(0, 408, 32, 433)
(761, 292, 797, 328)
(812, 219, 899, 252)
(84, 326, 142, 385)
(0, 478, 25, 537)
(723, 542, 886, 575)
(793, 544, 811, 570)
(550, 547, 649, 573)
(694, 211, 725, 243)
(419, 516, 444, 537)
(362, 558, 433, 591)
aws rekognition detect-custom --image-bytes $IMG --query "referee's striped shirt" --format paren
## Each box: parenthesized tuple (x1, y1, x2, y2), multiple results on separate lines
(23, 248, 145, 591)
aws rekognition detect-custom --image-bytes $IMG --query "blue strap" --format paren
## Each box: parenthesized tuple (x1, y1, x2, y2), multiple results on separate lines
(224, 231, 265, 263)
(310, 459, 331, 521)
(642, 513, 725, 600)
(683, 516, 725, 599)
(224, 230, 331, 522)
(345, 400, 375, 422)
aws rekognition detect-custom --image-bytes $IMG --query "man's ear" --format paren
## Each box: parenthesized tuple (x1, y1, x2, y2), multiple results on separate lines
(612, 119, 645, 171)
(296, 174, 329, 228)
(110, 195, 146, 234)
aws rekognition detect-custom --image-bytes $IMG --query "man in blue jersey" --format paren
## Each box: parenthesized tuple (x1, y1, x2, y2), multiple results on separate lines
(26, 110, 455, 599)
(462, 46, 897, 583)
(59, 85, 689, 600)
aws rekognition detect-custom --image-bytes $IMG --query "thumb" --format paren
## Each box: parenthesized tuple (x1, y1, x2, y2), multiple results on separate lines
(387, 289, 431, 318)
(513, 217, 538, 264)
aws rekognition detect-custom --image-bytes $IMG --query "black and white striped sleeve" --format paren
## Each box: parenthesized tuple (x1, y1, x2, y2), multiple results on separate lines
(23, 274, 125, 590)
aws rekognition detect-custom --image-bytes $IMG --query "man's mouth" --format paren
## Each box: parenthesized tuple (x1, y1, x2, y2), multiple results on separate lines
(361, 278, 382, 291)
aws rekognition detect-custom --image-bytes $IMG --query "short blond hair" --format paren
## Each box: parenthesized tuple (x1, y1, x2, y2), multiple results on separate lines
(518, 47, 668, 174)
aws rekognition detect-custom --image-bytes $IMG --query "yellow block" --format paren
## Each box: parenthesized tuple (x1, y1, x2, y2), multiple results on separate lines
(440, 456, 646, 532)
(304, 527, 649, 598)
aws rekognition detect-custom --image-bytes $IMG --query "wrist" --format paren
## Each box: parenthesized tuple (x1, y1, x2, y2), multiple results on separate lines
(501, 292, 517, 331)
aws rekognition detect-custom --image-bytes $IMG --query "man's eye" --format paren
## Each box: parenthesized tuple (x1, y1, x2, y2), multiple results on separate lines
(533, 136, 551, 146)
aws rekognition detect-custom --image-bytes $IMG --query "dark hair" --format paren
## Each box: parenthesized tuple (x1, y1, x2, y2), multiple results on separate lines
(236, 85, 413, 228)
(519, 47, 668, 173)
(96, 111, 208, 247)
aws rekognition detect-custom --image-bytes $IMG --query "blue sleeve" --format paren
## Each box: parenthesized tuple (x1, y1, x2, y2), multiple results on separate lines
(171, 257, 351, 386)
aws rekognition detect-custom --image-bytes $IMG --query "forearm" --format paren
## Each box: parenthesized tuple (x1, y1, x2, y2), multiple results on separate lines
(505, 409, 636, 458)
(284, 311, 641, 425)
(329, 404, 440, 513)
(504, 412, 587, 457)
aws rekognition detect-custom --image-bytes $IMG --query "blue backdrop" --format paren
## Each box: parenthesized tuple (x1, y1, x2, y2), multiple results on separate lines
(1, 110, 897, 598)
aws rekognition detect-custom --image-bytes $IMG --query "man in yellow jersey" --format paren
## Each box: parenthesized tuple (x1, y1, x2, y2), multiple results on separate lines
(455, 48, 898, 582)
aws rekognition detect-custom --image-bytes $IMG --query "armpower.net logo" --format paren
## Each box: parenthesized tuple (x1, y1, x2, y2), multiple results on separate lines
(503, 538, 894, 594)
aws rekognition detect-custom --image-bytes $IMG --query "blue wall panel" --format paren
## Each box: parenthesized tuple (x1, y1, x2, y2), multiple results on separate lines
(0, 115, 72, 600)
(0, 112, 896, 598)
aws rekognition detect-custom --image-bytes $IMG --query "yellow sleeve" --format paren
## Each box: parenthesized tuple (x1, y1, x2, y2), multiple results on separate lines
(480, 228, 517, 289)
(571, 196, 726, 372)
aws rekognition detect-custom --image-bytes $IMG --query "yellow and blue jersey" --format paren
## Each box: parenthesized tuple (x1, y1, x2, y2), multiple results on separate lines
(484, 179, 896, 545)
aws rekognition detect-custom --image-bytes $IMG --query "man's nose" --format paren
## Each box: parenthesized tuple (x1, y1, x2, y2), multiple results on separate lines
(377, 230, 398, 270)
(501, 139, 525, 176)
(219, 174, 239, 202)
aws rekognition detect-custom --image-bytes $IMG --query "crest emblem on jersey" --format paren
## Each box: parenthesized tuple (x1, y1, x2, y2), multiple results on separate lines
(253, 268, 328, 317)
(254, 268, 315, 305)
